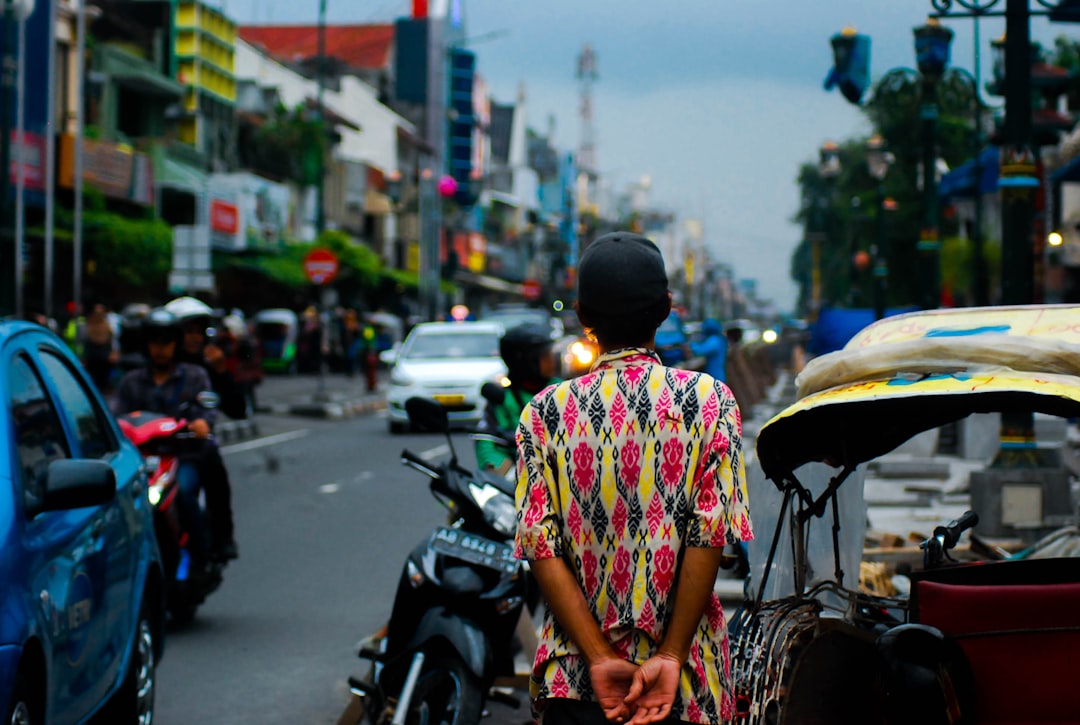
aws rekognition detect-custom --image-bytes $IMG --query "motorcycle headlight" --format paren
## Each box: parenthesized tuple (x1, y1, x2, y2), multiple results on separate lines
(390, 367, 414, 386)
(469, 482, 518, 537)
(148, 485, 163, 506)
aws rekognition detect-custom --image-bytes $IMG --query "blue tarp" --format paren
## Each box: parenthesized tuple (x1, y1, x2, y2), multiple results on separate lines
(938, 148, 999, 201)
(1051, 153, 1080, 183)
(809, 306, 919, 356)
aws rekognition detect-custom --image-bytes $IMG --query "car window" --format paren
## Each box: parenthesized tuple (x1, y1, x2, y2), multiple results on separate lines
(38, 350, 118, 460)
(9, 354, 70, 509)
(402, 331, 500, 359)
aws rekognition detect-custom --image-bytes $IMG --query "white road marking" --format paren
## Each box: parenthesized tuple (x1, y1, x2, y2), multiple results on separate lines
(220, 429, 311, 455)
(319, 483, 340, 494)
(420, 444, 449, 461)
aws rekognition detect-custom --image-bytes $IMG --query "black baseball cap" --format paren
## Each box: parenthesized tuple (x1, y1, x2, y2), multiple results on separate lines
(577, 232, 669, 316)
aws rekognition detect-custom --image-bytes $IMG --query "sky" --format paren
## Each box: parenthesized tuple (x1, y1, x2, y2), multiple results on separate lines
(223, 0, 1071, 313)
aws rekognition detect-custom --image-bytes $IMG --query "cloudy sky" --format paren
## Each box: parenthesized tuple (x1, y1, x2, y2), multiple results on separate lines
(224, 0, 1068, 312)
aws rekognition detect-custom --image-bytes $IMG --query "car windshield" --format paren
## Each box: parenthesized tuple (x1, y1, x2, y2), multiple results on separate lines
(485, 310, 550, 331)
(402, 331, 500, 360)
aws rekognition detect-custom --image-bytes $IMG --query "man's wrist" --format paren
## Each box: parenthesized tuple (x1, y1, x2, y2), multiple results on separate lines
(655, 646, 688, 665)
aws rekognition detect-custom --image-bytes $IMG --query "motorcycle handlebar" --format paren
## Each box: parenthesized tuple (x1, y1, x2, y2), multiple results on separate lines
(933, 510, 980, 550)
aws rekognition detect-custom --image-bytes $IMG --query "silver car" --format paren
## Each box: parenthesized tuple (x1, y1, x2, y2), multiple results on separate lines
(385, 322, 508, 433)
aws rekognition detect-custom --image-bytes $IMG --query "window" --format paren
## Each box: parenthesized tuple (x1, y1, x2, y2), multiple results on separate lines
(9, 355, 69, 509)
(39, 351, 116, 460)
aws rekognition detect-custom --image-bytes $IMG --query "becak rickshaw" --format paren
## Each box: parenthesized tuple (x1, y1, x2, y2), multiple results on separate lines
(730, 304, 1080, 725)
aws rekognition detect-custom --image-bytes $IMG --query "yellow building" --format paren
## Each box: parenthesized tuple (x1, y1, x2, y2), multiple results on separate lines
(171, 0, 236, 162)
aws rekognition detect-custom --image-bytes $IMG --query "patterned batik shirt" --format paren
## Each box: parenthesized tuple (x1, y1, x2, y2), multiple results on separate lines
(515, 347, 752, 725)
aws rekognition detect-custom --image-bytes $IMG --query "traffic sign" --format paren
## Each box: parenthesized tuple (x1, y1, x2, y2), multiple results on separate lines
(304, 248, 339, 285)
(522, 279, 542, 301)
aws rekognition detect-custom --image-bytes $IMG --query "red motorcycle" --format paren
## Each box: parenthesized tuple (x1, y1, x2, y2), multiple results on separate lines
(118, 394, 225, 625)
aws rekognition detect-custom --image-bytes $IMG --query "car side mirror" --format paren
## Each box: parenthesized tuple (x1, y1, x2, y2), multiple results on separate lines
(480, 382, 506, 407)
(32, 459, 117, 516)
(379, 348, 397, 366)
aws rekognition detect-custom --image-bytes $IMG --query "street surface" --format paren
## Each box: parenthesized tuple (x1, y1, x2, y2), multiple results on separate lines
(154, 410, 531, 725)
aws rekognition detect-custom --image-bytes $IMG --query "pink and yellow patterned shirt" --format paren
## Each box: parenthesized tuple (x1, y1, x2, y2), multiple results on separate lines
(515, 348, 752, 724)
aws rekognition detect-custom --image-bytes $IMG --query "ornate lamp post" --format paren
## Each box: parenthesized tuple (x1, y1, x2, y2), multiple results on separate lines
(866, 134, 895, 320)
(809, 141, 841, 317)
(914, 18, 955, 310)
(928, 0, 1080, 469)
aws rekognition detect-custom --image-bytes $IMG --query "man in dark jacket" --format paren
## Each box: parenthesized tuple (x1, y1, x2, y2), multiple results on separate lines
(167, 297, 240, 562)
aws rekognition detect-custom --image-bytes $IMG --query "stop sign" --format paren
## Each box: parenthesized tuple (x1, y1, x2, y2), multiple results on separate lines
(522, 279, 542, 301)
(304, 248, 339, 285)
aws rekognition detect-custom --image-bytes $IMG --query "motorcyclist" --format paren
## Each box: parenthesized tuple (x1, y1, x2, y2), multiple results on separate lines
(111, 308, 215, 569)
(165, 295, 240, 561)
(475, 322, 559, 476)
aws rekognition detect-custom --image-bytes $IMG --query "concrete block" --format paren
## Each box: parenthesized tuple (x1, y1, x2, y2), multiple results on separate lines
(894, 428, 939, 458)
(958, 413, 1001, 461)
(970, 464, 1074, 540)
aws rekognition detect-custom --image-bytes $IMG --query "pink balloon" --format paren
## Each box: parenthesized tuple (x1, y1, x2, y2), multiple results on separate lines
(437, 176, 458, 198)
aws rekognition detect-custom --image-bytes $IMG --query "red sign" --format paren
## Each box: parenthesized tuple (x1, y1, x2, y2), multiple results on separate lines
(522, 279, 542, 301)
(304, 248, 339, 285)
(9, 131, 45, 191)
(210, 199, 240, 234)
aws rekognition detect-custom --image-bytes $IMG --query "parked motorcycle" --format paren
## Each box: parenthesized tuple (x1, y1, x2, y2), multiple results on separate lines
(340, 396, 528, 725)
(117, 391, 226, 625)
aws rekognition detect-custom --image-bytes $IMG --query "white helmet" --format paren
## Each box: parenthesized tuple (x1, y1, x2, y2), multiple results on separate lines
(165, 296, 214, 322)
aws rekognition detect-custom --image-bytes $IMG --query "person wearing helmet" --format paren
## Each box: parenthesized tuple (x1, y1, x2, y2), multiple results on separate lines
(475, 322, 558, 475)
(164, 296, 241, 562)
(111, 309, 216, 568)
(687, 317, 729, 384)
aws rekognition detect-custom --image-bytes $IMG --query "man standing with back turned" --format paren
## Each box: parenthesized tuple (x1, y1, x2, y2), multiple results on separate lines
(515, 232, 752, 725)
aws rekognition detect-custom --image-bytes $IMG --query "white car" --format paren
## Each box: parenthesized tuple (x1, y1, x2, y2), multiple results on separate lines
(386, 321, 508, 433)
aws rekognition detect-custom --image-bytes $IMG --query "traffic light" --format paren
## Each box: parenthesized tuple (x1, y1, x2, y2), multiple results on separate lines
(447, 48, 476, 206)
(824, 29, 871, 106)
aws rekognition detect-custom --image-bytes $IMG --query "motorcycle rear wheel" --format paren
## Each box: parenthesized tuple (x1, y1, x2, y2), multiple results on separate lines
(399, 653, 483, 725)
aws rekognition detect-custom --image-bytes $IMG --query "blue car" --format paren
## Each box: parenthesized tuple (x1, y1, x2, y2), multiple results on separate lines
(0, 321, 164, 724)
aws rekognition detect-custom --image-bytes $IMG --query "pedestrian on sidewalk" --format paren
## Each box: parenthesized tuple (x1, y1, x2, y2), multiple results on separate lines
(515, 231, 753, 725)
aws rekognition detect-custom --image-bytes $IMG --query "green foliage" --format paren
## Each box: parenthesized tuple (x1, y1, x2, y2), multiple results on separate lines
(791, 65, 987, 315)
(251, 103, 327, 185)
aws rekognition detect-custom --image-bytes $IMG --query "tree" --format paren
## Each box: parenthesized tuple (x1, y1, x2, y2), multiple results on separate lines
(791, 66, 985, 315)
(250, 103, 327, 186)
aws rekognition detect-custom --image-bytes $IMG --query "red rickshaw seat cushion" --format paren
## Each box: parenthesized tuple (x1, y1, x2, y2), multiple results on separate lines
(916, 580, 1080, 723)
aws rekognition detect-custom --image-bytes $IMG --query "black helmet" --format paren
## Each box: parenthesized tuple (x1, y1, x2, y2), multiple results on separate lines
(142, 308, 181, 346)
(500, 323, 553, 383)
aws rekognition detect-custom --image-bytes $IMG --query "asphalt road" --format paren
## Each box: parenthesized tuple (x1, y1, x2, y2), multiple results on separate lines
(154, 411, 532, 725)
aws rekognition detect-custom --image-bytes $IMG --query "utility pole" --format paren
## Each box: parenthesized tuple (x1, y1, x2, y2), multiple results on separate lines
(73, 0, 87, 315)
(315, 0, 326, 237)
(1, 0, 16, 316)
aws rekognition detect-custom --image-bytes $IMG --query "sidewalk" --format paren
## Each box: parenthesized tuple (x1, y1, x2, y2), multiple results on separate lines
(254, 370, 388, 419)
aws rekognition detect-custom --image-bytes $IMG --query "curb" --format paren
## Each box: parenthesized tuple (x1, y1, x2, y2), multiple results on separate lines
(263, 396, 387, 420)
(215, 418, 260, 443)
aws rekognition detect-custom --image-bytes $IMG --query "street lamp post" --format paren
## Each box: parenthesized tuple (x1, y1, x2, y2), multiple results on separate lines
(914, 18, 955, 311)
(866, 134, 895, 320)
(810, 141, 841, 317)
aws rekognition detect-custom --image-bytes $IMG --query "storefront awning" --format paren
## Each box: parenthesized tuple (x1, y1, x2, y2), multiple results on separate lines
(364, 189, 393, 215)
(114, 69, 184, 98)
(156, 156, 206, 194)
(938, 147, 998, 201)
(454, 269, 525, 296)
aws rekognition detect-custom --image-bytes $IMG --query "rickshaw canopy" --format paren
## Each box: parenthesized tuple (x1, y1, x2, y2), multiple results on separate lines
(757, 304, 1080, 484)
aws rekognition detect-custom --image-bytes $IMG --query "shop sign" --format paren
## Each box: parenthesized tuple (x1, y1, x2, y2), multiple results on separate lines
(8, 130, 45, 190)
(210, 199, 240, 234)
(59, 134, 153, 203)
(207, 172, 291, 251)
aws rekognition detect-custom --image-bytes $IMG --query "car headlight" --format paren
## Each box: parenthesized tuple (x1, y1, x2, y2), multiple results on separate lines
(390, 367, 415, 386)
(570, 341, 595, 367)
(470, 481, 517, 537)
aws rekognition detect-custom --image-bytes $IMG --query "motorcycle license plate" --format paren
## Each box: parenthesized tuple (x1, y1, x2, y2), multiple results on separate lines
(432, 527, 517, 573)
(432, 394, 465, 405)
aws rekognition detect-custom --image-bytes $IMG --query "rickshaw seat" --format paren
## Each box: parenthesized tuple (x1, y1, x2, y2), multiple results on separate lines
(912, 559, 1080, 723)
